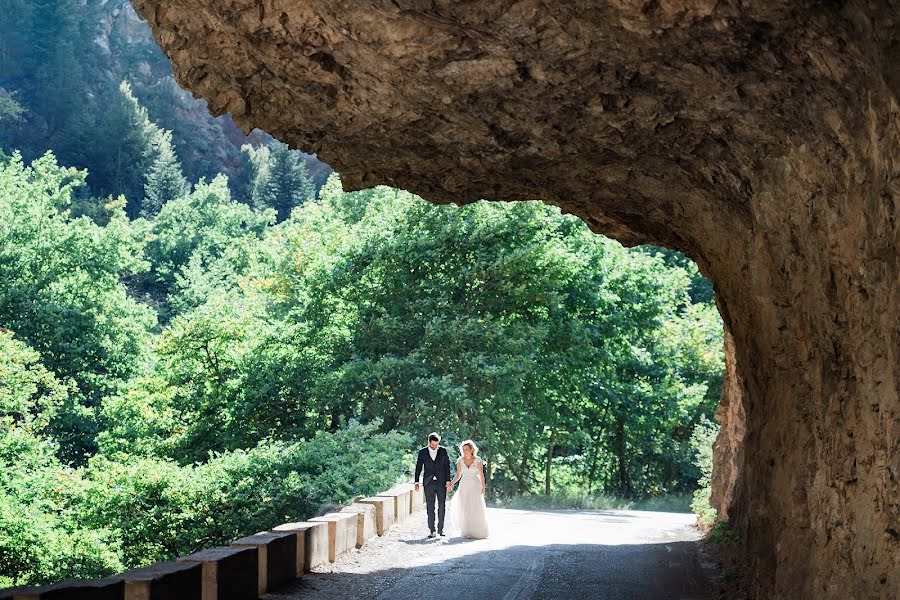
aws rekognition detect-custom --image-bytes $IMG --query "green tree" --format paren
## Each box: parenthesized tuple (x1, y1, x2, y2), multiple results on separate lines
(142, 129, 188, 217)
(99, 82, 158, 214)
(0, 2, 33, 80)
(233, 143, 268, 204)
(243, 141, 314, 222)
(60, 81, 160, 215)
(690, 415, 720, 525)
(0, 89, 25, 150)
(248, 180, 723, 499)
(22, 0, 84, 136)
(0, 152, 155, 461)
(0, 331, 123, 587)
(137, 174, 273, 320)
(639, 245, 714, 304)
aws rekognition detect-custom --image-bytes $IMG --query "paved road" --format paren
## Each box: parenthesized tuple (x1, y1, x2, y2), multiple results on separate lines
(267, 506, 717, 600)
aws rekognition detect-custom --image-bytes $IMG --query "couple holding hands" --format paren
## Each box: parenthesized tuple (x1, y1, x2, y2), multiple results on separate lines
(414, 432, 490, 539)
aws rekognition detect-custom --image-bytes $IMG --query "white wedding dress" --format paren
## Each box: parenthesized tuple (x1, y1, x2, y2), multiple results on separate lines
(451, 458, 490, 539)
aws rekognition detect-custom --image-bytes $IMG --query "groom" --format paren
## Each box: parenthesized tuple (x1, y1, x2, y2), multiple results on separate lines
(414, 432, 452, 538)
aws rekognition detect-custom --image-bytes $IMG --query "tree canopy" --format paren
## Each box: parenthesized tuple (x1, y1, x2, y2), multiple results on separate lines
(0, 153, 722, 587)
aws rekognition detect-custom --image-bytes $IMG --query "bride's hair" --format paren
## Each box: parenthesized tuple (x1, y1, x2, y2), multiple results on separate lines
(458, 439, 479, 457)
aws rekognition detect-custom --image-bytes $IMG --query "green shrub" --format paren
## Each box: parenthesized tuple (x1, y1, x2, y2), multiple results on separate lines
(490, 492, 692, 513)
(707, 521, 741, 545)
(1, 417, 409, 584)
(73, 421, 410, 568)
(0, 493, 124, 587)
(689, 415, 719, 526)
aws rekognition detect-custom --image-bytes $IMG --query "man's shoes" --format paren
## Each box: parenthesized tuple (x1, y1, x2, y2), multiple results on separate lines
(438, 531, 446, 537)
(427, 531, 436, 538)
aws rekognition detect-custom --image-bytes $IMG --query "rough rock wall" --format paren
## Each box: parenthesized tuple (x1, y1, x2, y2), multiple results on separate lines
(129, 1, 899, 597)
(712, 326, 745, 525)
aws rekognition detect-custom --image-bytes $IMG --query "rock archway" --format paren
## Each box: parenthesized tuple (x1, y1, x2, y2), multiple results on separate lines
(130, 1, 898, 597)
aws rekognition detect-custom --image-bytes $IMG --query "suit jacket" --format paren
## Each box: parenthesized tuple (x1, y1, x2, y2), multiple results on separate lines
(415, 446, 452, 485)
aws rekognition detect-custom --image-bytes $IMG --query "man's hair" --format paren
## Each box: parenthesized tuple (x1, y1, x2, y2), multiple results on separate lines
(428, 432, 441, 443)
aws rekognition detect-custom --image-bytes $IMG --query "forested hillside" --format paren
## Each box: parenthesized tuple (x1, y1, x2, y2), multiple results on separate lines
(0, 0, 330, 211)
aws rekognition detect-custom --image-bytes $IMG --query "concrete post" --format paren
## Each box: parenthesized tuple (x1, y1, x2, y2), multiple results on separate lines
(271, 521, 329, 574)
(121, 561, 202, 600)
(339, 503, 377, 548)
(230, 531, 297, 596)
(309, 513, 357, 562)
(355, 497, 395, 535)
(177, 546, 258, 600)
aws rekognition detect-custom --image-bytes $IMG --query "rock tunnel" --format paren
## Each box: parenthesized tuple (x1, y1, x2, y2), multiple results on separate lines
(129, 1, 898, 597)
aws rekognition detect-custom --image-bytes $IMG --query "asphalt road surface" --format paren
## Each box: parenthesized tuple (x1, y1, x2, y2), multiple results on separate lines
(266, 505, 718, 600)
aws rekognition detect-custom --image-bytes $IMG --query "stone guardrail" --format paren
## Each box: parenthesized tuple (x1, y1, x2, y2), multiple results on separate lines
(0, 482, 425, 600)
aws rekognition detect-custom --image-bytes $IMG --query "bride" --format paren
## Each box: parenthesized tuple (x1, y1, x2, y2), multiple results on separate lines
(446, 440, 490, 539)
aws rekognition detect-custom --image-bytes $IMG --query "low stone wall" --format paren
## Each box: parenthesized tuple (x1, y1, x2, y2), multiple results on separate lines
(309, 512, 357, 563)
(376, 487, 412, 524)
(356, 496, 395, 535)
(271, 521, 329, 573)
(340, 503, 378, 548)
(178, 546, 258, 600)
(0, 481, 423, 600)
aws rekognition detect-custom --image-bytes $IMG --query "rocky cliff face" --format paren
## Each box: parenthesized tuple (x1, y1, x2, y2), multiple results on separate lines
(0, 0, 249, 186)
(88, 0, 250, 182)
(129, 1, 899, 596)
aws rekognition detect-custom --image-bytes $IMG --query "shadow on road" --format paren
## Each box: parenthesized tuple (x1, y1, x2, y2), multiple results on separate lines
(399, 537, 480, 546)
(267, 540, 716, 600)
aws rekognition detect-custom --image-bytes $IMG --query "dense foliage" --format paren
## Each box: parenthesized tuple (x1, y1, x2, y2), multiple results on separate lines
(690, 415, 720, 526)
(0, 136, 722, 587)
(0, 152, 154, 462)
(0, 323, 409, 587)
(0, 155, 409, 588)
(244, 179, 724, 499)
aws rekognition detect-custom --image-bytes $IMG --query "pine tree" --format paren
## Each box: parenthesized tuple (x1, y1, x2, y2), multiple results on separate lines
(143, 129, 189, 217)
(0, 1, 33, 79)
(24, 0, 85, 134)
(0, 90, 25, 151)
(234, 143, 269, 206)
(73, 81, 158, 212)
(254, 142, 314, 222)
(111, 82, 158, 207)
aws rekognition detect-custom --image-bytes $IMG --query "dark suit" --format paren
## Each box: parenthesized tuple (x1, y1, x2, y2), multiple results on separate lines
(415, 445, 452, 533)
